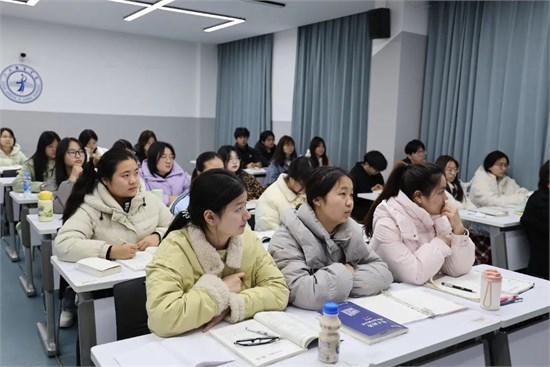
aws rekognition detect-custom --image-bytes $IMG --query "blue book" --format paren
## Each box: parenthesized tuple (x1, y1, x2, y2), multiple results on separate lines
(337, 301, 408, 345)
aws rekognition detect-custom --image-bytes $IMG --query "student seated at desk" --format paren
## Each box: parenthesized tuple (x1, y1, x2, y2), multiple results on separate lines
(255, 157, 313, 231)
(521, 160, 549, 280)
(263, 135, 297, 186)
(308, 136, 332, 168)
(349, 150, 388, 222)
(134, 130, 157, 164)
(55, 149, 173, 262)
(364, 163, 475, 285)
(0, 127, 27, 166)
(254, 130, 276, 168)
(269, 167, 393, 311)
(79, 129, 108, 164)
(43, 137, 86, 214)
(402, 139, 426, 164)
(139, 141, 191, 206)
(469, 150, 529, 207)
(218, 145, 265, 200)
(13, 131, 60, 192)
(170, 151, 224, 215)
(435, 155, 476, 210)
(146, 169, 289, 337)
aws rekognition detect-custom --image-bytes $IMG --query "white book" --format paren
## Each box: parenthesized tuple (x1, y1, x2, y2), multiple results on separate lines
(116, 251, 153, 271)
(209, 311, 319, 367)
(475, 207, 509, 217)
(114, 333, 235, 367)
(76, 257, 121, 277)
(425, 271, 535, 301)
(352, 289, 466, 324)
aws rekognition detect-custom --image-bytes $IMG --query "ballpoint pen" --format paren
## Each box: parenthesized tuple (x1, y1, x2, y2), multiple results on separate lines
(441, 282, 475, 293)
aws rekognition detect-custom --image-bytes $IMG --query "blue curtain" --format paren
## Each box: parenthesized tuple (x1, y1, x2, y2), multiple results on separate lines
(215, 34, 273, 148)
(291, 12, 371, 170)
(421, 1, 549, 189)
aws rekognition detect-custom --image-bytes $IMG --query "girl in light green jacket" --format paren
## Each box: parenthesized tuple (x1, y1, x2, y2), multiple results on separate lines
(146, 169, 289, 337)
(12, 131, 59, 192)
(0, 127, 27, 166)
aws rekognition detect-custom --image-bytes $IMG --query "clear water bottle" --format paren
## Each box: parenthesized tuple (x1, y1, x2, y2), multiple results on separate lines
(318, 302, 341, 364)
(23, 171, 32, 198)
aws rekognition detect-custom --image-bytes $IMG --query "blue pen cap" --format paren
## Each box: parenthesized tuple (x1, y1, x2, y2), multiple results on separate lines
(322, 302, 339, 315)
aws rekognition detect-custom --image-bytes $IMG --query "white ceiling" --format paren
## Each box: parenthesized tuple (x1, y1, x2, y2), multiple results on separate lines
(0, 0, 375, 44)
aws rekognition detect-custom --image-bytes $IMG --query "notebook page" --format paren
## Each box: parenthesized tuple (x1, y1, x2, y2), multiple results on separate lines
(116, 251, 153, 271)
(254, 311, 319, 348)
(389, 289, 466, 317)
(353, 294, 427, 324)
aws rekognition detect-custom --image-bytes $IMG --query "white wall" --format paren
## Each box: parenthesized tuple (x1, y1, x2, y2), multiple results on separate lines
(1, 16, 216, 117)
(0, 16, 217, 170)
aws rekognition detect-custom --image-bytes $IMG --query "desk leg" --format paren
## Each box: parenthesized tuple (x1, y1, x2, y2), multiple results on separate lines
(489, 227, 508, 269)
(78, 292, 96, 367)
(4, 190, 19, 262)
(37, 234, 58, 356)
(484, 330, 511, 366)
(18, 205, 36, 296)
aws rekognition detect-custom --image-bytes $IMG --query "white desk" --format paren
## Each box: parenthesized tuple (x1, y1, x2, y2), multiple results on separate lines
(52, 255, 147, 366)
(357, 192, 380, 201)
(421, 265, 550, 366)
(10, 191, 39, 295)
(0, 176, 15, 204)
(460, 209, 526, 270)
(91, 284, 501, 367)
(28, 214, 63, 357)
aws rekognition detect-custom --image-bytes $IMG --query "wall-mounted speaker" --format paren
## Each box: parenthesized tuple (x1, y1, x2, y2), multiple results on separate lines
(366, 8, 391, 40)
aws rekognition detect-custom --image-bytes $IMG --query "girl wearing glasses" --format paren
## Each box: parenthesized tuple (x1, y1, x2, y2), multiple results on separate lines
(269, 167, 392, 311)
(364, 163, 474, 285)
(139, 141, 191, 206)
(43, 138, 86, 214)
(218, 145, 265, 200)
(0, 127, 27, 166)
(434, 155, 476, 210)
(469, 150, 529, 207)
(13, 131, 60, 193)
(146, 169, 289, 337)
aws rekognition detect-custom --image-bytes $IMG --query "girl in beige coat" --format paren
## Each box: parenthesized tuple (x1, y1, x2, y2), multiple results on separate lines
(55, 149, 173, 263)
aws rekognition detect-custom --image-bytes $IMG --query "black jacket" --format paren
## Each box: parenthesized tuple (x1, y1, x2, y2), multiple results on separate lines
(234, 144, 259, 169)
(254, 141, 275, 167)
(521, 187, 549, 280)
(349, 162, 384, 222)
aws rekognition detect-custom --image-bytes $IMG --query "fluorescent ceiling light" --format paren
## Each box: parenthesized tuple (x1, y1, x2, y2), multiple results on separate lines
(0, 0, 39, 5)
(204, 19, 245, 33)
(123, 0, 174, 22)
(109, 0, 245, 32)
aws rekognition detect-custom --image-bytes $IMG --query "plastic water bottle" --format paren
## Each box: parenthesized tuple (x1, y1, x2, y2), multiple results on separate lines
(23, 171, 32, 198)
(318, 302, 341, 364)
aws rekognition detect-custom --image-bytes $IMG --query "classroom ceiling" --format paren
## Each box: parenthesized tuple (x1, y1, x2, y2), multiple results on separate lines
(0, 0, 374, 44)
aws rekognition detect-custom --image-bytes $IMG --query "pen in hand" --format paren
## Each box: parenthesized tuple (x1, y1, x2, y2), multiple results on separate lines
(441, 282, 475, 293)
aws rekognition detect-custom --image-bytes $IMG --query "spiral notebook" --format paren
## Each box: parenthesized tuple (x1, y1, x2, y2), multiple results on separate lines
(352, 289, 466, 324)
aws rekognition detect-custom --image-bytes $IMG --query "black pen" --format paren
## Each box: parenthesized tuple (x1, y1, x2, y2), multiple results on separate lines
(441, 282, 474, 293)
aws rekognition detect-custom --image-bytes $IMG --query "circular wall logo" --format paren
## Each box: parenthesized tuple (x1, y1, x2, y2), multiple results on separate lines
(0, 64, 43, 104)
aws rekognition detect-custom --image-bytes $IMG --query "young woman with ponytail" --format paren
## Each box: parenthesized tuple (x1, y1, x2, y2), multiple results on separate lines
(55, 149, 173, 263)
(146, 169, 289, 337)
(364, 162, 475, 285)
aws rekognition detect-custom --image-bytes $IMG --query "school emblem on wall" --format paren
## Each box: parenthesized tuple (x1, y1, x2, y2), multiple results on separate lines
(0, 64, 43, 104)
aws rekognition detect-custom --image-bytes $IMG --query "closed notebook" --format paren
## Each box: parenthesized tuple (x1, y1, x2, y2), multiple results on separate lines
(337, 301, 408, 344)
(425, 271, 535, 301)
(353, 289, 466, 324)
(209, 311, 319, 367)
(76, 257, 121, 277)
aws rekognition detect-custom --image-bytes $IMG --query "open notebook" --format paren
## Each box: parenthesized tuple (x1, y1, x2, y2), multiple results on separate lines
(425, 271, 535, 301)
(352, 288, 466, 324)
(209, 311, 319, 367)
